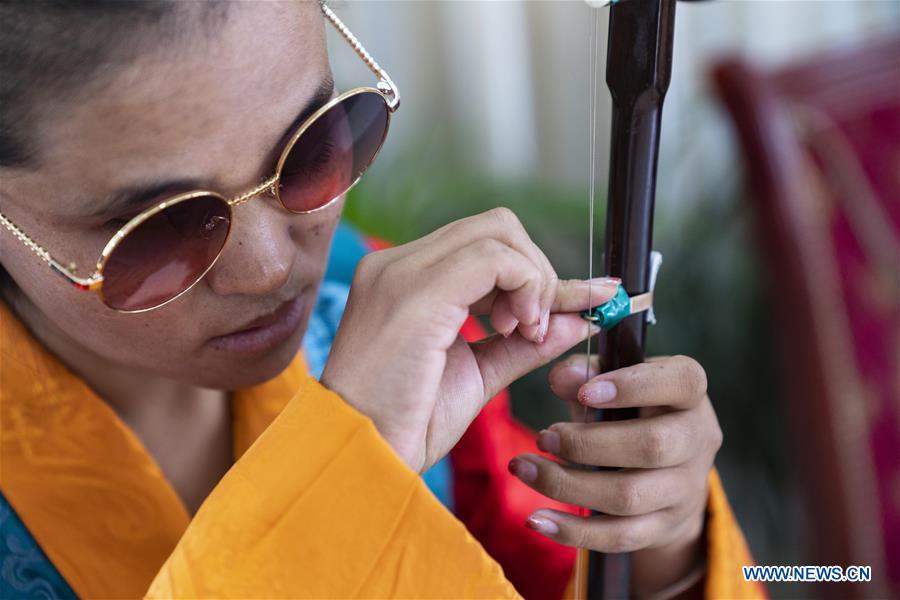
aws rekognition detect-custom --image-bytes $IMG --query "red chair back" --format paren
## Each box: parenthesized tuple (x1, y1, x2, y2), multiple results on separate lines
(712, 37, 899, 598)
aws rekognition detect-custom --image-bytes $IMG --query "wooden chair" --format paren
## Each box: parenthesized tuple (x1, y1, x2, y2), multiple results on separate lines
(712, 37, 899, 598)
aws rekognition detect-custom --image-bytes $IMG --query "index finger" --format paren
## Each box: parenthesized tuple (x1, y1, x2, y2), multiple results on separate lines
(471, 276, 620, 316)
(576, 355, 708, 411)
(551, 277, 620, 313)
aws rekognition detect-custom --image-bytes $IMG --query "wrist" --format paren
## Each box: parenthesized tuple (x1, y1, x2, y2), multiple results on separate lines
(319, 372, 426, 473)
(374, 424, 426, 473)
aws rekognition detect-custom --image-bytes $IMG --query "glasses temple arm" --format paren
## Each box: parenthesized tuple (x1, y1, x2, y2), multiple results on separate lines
(0, 212, 102, 291)
(320, 2, 400, 111)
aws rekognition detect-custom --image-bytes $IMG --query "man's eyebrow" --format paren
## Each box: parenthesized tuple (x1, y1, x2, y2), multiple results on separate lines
(88, 75, 336, 219)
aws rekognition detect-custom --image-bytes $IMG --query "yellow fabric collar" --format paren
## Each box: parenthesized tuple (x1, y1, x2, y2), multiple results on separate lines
(0, 301, 304, 598)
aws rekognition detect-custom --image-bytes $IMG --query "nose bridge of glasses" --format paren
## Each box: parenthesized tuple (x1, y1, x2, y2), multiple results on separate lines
(229, 175, 279, 208)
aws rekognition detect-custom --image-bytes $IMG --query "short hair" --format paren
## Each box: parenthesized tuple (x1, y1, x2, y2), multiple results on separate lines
(0, 0, 227, 304)
(0, 0, 226, 168)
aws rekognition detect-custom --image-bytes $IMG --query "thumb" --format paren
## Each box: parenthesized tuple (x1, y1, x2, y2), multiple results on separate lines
(472, 313, 600, 401)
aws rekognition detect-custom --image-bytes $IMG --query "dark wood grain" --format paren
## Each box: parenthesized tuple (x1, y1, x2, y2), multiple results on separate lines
(587, 0, 677, 597)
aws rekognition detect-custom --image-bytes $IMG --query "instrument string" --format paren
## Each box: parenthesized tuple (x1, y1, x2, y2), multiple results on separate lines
(585, 4, 600, 421)
(574, 6, 602, 598)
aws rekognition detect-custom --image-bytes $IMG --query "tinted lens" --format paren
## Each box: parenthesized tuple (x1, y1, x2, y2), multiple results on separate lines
(102, 195, 231, 311)
(278, 91, 389, 213)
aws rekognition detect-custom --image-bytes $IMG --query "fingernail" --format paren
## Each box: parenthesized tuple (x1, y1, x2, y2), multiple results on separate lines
(537, 309, 549, 343)
(537, 429, 560, 454)
(584, 276, 621, 287)
(579, 380, 617, 405)
(500, 320, 519, 338)
(526, 514, 559, 536)
(508, 457, 538, 483)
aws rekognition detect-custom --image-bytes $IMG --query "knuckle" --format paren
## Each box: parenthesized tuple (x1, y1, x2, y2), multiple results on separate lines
(540, 464, 568, 500)
(675, 355, 708, 398)
(640, 425, 669, 466)
(611, 480, 642, 515)
(488, 206, 519, 228)
(376, 257, 409, 291)
(353, 252, 381, 285)
(373, 256, 424, 308)
(543, 274, 560, 300)
(559, 427, 591, 462)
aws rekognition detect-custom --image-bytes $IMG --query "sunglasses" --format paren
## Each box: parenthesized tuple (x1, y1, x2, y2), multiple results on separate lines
(0, 3, 398, 313)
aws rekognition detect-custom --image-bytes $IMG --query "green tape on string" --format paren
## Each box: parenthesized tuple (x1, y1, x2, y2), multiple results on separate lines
(582, 285, 631, 329)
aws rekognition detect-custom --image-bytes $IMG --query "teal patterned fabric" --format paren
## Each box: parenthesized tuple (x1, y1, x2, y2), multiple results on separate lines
(0, 493, 75, 599)
(302, 280, 350, 380)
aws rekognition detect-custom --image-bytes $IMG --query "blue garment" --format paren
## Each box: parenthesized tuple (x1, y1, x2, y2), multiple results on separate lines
(0, 493, 76, 599)
(302, 280, 350, 380)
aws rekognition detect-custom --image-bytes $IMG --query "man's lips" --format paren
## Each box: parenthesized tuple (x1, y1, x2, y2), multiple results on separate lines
(207, 295, 307, 354)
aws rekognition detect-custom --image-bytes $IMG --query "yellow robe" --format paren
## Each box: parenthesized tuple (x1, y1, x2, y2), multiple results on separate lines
(0, 302, 764, 598)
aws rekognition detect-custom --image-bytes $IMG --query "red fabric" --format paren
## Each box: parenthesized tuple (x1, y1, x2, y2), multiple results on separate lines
(453, 318, 576, 600)
(363, 235, 576, 599)
(363, 236, 392, 251)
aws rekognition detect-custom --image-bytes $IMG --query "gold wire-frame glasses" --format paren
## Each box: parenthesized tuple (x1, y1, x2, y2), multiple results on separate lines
(0, 2, 399, 313)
